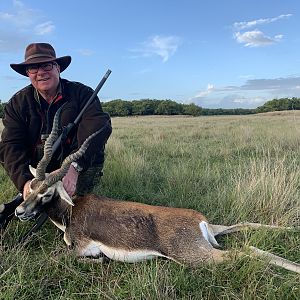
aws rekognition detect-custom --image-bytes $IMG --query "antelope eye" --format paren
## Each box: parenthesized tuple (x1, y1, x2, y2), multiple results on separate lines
(41, 194, 52, 203)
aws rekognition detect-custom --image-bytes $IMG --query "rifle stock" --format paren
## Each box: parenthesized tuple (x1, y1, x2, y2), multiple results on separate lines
(0, 193, 23, 230)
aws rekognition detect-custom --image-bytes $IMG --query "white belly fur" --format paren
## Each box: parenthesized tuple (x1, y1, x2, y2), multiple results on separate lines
(79, 240, 169, 262)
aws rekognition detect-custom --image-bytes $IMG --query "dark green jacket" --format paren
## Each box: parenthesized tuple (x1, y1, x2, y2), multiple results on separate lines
(0, 78, 112, 192)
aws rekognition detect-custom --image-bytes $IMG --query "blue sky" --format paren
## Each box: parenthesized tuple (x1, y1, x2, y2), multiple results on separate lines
(1, 0, 300, 108)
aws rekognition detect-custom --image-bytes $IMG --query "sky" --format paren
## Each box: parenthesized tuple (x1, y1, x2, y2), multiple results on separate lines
(1, 0, 300, 109)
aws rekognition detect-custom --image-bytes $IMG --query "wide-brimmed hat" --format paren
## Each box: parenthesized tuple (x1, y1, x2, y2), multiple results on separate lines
(10, 43, 72, 77)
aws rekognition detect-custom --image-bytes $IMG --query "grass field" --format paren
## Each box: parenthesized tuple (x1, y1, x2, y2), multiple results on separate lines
(0, 112, 300, 299)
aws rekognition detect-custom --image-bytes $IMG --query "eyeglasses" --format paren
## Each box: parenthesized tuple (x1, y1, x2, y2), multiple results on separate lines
(26, 62, 57, 74)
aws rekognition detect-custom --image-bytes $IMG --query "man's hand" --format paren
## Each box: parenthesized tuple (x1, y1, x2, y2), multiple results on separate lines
(23, 180, 31, 199)
(62, 164, 79, 197)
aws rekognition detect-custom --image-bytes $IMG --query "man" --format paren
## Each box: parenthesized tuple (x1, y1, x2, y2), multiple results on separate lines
(0, 43, 112, 228)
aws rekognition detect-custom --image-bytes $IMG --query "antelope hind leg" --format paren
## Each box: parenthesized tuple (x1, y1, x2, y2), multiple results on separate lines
(248, 246, 300, 274)
(207, 248, 300, 274)
(209, 222, 293, 237)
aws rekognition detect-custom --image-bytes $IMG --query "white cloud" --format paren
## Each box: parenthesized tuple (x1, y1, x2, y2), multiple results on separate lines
(138, 68, 151, 74)
(188, 76, 300, 108)
(0, 12, 14, 21)
(77, 49, 94, 56)
(0, 30, 29, 52)
(241, 77, 300, 90)
(190, 93, 267, 109)
(0, 1, 38, 28)
(35, 21, 55, 35)
(0, 1, 55, 52)
(194, 84, 214, 98)
(232, 14, 291, 48)
(233, 14, 292, 30)
(238, 74, 254, 80)
(13, 0, 24, 9)
(131, 35, 181, 62)
(234, 30, 282, 47)
(232, 96, 265, 104)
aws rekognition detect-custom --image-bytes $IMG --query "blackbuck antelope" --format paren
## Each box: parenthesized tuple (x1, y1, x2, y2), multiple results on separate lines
(15, 112, 300, 274)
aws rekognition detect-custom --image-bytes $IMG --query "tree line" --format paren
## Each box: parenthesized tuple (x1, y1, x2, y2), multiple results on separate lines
(101, 99, 203, 117)
(1, 97, 300, 118)
(101, 97, 300, 117)
(101, 99, 255, 117)
(255, 97, 300, 112)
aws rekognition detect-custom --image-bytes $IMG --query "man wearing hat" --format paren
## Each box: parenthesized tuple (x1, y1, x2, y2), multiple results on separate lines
(0, 43, 112, 228)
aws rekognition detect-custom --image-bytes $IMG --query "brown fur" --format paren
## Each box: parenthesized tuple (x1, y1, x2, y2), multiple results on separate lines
(55, 195, 214, 265)
(16, 190, 300, 272)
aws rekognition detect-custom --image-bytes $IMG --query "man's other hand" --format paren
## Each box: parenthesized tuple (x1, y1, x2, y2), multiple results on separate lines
(62, 164, 79, 197)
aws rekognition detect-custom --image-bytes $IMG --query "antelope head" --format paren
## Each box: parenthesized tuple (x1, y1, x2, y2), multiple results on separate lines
(15, 109, 101, 221)
(15, 168, 73, 221)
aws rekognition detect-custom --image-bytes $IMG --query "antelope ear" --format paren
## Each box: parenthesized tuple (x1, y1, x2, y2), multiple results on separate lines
(56, 181, 75, 206)
(29, 165, 37, 176)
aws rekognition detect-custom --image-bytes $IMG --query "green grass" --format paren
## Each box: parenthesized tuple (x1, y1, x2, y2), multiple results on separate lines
(1, 111, 300, 299)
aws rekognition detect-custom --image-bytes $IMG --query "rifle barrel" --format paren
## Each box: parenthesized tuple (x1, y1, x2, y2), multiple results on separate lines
(74, 69, 112, 124)
(51, 69, 112, 155)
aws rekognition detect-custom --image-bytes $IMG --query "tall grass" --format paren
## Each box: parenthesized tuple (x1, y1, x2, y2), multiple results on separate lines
(1, 111, 299, 299)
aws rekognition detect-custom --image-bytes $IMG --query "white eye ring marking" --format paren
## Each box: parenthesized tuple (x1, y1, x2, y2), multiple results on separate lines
(40, 193, 52, 204)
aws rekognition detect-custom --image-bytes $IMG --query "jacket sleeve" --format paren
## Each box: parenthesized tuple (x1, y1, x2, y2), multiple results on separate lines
(0, 100, 34, 192)
(73, 85, 112, 170)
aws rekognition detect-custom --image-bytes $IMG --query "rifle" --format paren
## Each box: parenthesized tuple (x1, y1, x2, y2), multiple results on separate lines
(0, 69, 112, 242)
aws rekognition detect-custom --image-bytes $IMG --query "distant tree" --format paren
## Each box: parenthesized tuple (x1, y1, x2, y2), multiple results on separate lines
(256, 98, 300, 113)
(102, 99, 132, 116)
(155, 100, 183, 115)
(182, 103, 202, 116)
(202, 108, 255, 115)
(288, 97, 300, 110)
(131, 99, 157, 115)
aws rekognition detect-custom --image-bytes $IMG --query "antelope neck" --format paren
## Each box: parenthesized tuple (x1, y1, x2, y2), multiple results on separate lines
(45, 197, 72, 229)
